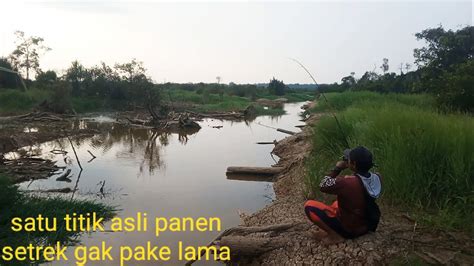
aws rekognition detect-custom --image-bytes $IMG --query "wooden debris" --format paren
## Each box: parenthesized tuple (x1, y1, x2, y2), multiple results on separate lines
(277, 128, 296, 135)
(14, 112, 64, 122)
(26, 187, 74, 193)
(0, 157, 63, 183)
(257, 140, 278, 145)
(227, 173, 275, 182)
(226, 166, 284, 175)
(186, 222, 301, 265)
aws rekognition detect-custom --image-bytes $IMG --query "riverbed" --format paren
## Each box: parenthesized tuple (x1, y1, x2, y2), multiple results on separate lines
(15, 102, 306, 265)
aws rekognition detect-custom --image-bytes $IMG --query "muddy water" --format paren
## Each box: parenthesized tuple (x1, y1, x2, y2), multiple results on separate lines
(17, 102, 306, 265)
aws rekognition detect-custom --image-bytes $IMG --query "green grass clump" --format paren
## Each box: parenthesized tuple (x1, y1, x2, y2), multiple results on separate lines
(0, 175, 115, 263)
(306, 92, 473, 233)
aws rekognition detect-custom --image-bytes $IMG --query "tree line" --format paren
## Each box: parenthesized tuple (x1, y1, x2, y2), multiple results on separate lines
(0, 26, 472, 112)
(319, 26, 473, 112)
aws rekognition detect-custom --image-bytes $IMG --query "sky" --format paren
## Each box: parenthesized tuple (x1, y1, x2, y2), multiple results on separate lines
(0, 0, 472, 84)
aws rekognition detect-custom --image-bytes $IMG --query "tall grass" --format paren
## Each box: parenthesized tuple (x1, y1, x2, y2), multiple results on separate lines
(312, 91, 435, 113)
(306, 92, 473, 232)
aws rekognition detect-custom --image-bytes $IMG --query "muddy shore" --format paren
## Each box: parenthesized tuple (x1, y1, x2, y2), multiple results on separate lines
(238, 112, 473, 265)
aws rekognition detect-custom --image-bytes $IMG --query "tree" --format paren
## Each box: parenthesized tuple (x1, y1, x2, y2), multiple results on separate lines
(268, 77, 286, 96)
(35, 70, 57, 87)
(64, 61, 87, 96)
(114, 58, 146, 82)
(8, 31, 51, 80)
(414, 26, 473, 70)
(380, 58, 389, 74)
(341, 75, 356, 88)
(404, 63, 411, 73)
(432, 59, 474, 112)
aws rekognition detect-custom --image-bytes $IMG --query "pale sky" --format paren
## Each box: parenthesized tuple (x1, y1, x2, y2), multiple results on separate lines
(0, 1, 472, 84)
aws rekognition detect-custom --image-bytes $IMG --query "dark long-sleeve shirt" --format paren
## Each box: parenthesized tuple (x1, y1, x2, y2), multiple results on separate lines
(319, 170, 369, 236)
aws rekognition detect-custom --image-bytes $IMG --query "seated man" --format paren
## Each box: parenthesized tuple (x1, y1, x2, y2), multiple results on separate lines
(304, 146, 382, 244)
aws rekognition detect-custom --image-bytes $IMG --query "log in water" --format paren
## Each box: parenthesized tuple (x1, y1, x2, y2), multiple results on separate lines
(226, 166, 283, 176)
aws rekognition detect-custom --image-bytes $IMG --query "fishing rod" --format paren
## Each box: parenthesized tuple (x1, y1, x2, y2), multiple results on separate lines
(289, 58, 351, 149)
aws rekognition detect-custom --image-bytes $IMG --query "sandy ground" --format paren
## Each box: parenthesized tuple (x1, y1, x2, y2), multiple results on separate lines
(238, 113, 473, 265)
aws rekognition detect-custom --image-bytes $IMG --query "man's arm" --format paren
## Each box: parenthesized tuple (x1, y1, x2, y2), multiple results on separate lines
(319, 161, 347, 194)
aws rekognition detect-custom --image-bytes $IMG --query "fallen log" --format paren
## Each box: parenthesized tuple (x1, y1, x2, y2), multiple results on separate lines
(277, 128, 296, 135)
(185, 222, 301, 266)
(226, 173, 275, 182)
(26, 187, 74, 193)
(256, 141, 277, 145)
(295, 125, 305, 128)
(226, 166, 284, 175)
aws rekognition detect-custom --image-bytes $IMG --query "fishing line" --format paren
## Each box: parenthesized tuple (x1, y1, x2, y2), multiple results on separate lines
(257, 122, 278, 130)
(289, 58, 351, 149)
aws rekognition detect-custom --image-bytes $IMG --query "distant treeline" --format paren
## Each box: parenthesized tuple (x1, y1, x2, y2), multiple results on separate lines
(318, 26, 473, 112)
(0, 25, 472, 112)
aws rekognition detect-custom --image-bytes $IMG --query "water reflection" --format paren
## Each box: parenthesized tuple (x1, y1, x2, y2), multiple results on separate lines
(13, 102, 306, 265)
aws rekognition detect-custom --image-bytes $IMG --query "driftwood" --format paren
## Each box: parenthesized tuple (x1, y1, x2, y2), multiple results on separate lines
(186, 222, 301, 265)
(26, 187, 74, 193)
(0, 157, 63, 183)
(226, 173, 275, 182)
(256, 140, 277, 145)
(9, 112, 65, 122)
(277, 128, 296, 135)
(226, 166, 284, 176)
(295, 125, 305, 128)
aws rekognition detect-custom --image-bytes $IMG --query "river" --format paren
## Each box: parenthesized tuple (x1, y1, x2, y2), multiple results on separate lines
(16, 102, 307, 265)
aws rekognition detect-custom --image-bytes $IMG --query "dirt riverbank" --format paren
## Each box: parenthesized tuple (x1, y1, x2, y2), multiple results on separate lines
(238, 112, 473, 265)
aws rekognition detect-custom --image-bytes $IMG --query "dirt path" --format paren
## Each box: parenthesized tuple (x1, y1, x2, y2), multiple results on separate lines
(238, 113, 473, 265)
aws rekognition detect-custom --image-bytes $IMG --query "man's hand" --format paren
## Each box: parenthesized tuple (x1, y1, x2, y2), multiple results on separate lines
(335, 160, 348, 169)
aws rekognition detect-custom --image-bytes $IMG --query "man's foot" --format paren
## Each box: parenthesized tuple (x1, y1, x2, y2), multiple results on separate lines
(321, 234, 345, 245)
(309, 229, 328, 240)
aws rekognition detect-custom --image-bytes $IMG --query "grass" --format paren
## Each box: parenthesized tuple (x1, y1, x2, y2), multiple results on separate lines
(305, 91, 473, 233)
(0, 175, 115, 264)
(311, 91, 435, 113)
(0, 89, 51, 114)
(0, 87, 311, 117)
